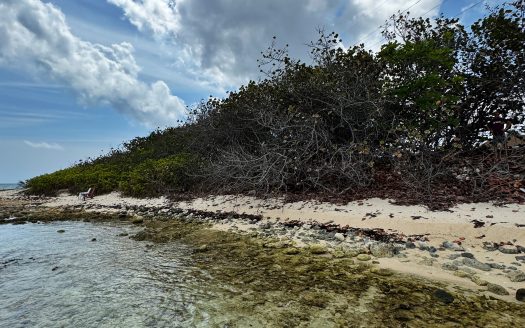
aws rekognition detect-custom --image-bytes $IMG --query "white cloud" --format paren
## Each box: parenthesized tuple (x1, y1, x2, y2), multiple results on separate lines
(0, 0, 186, 127)
(24, 140, 64, 150)
(108, 0, 443, 88)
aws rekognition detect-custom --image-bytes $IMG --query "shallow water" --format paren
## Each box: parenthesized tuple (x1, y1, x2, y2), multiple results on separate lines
(0, 222, 211, 328)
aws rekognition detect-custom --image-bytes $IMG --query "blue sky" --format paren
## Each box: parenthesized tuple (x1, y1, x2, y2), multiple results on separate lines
(0, 0, 502, 182)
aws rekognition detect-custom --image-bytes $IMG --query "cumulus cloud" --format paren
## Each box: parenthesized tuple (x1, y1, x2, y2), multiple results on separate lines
(24, 140, 64, 150)
(0, 0, 186, 127)
(108, 0, 442, 87)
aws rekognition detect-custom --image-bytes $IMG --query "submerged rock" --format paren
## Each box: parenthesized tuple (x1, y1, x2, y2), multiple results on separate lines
(517, 289, 525, 302)
(56, 229, 65, 233)
(433, 289, 454, 304)
(507, 270, 525, 282)
(487, 283, 509, 296)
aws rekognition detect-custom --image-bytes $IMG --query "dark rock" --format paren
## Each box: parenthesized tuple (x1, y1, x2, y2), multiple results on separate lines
(433, 289, 454, 304)
(118, 232, 129, 237)
(461, 252, 475, 259)
(516, 256, 525, 262)
(52, 266, 59, 271)
(57, 229, 65, 233)
(91, 238, 96, 242)
(482, 242, 498, 251)
(516, 289, 525, 302)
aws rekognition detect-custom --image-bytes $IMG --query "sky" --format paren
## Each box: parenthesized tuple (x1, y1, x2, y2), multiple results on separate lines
(0, 0, 503, 182)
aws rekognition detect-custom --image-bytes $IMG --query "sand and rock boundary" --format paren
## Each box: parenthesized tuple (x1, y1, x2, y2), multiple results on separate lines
(1, 189, 525, 304)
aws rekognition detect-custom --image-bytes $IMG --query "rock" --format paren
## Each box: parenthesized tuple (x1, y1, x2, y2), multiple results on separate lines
(442, 241, 455, 249)
(57, 229, 65, 233)
(405, 241, 416, 249)
(487, 283, 509, 296)
(356, 254, 371, 261)
(442, 262, 458, 271)
(91, 238, 96, 242)
(516, 289, 525, 302)
(260, 222, 272, 230)
(488, 263, 505, 270)
(283, 247, 301, 255)
(470, 276, 488, 286)
(499, 245, 519, 254)
(461, 252, 475, 259)
(448, 254, 461, 260)
(195, 244, 208, 253)
(118, 232, 129, 237)
(516, 256, 525, 262)
(131, 217, 144, 224)
(453, 271, 469, 278)
(461, 258, 491, 271)
(507, 270, 525, 282)
(369, 243, 396, 258)
(370, 268, 394, 276)
(309, 244, 328, 255)
(334, 233, 345, 242)
(52, 266, 59, 271)
(482, 242, 498, 251)
(433, 289, 454, 304)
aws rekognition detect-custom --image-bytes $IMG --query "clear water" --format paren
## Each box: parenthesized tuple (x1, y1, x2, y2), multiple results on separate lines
(0, 222, 213, 328)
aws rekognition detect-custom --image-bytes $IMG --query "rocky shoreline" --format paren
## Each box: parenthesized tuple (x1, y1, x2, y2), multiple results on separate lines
(1, 190, 525, 306)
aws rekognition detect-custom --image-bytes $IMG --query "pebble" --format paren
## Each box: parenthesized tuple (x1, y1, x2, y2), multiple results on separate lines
(487, 283, 509, 296)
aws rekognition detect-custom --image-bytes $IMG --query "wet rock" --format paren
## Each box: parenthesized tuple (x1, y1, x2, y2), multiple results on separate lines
(52, 266, 59, 271)
(308, 244, 328, 255)
(516, 289, 525, 302)
(499, 245, 519, 254)
(487, 283, 509, 296)
(57, 229, 65, 233)
(91, 238, 96, 242)
(433, 289, 454, 304)
(507, 270, 525, 282)
(370, 267, 394, 276)
(442, 262, 458, 271)
(369, 243, 396, 258)
(356, 254, 371, 261)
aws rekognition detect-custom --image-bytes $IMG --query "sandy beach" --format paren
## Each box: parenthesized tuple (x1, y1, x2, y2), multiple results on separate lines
(2, 189, 525, 303)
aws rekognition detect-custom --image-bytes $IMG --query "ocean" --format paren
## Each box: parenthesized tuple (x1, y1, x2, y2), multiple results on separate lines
(0, 183, 20, 191)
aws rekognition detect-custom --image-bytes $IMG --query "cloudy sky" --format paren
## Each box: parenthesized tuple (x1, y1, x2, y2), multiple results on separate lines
(0, 0, 500, 182)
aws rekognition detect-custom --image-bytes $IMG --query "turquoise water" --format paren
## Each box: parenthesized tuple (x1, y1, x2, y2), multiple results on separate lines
(0, 222, 215, 327)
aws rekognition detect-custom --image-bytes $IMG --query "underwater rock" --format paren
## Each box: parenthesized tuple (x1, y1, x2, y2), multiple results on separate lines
(56, 229, 65, 233)
(516, 289, 525, 302)
(356, 254, 371, 261)
(433, 289, 454, 304)
(487, 283, 509, 296)
(507, 270, 525, 282)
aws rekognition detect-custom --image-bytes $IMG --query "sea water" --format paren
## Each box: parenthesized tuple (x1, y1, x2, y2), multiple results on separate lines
(0, 183, 20, 191)
(0, 222, 215, 328)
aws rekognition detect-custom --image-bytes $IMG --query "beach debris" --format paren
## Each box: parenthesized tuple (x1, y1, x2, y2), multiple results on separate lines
(471, 219, 485, 228)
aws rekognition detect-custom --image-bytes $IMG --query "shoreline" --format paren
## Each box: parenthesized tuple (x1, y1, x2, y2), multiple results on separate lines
(1, 189, 525, 304)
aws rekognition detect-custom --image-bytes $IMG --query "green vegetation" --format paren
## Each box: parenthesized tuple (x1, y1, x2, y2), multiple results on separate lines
(25, 2, 525, 206)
